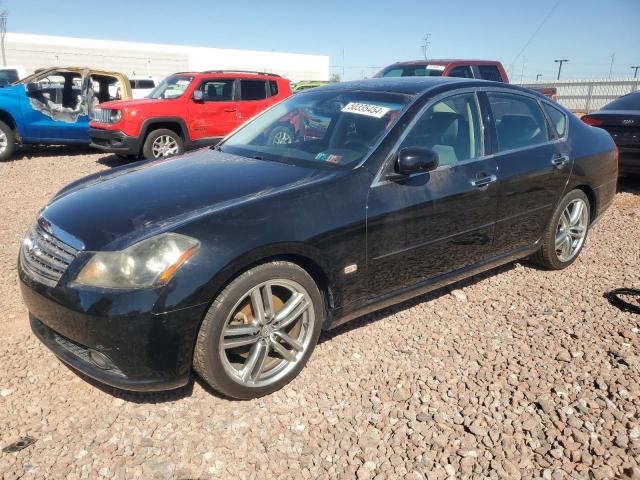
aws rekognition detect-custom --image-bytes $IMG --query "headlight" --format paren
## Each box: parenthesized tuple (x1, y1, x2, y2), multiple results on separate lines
(110, 109, 123, 123)
(74, 233, 199, 289)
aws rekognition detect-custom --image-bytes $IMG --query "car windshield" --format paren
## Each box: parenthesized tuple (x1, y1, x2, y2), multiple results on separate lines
(220, 90, 410, 168)
(602, 93, 640, 111)
(377, 65, 445, 78)
(148, 75, 193, 99)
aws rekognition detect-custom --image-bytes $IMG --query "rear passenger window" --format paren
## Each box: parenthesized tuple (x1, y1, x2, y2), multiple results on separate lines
(478, 65, 503, 82)
(401, 93, 482, 166)
(542, 102, 567, 137)
(240, 80, 267, 101)
(487, 93, 549, 151)
(448, 66, 473, 78)
(269, 80, 278, 96)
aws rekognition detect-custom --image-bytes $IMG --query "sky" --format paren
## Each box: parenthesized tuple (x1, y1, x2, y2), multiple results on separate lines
(2, 0, 639, 81)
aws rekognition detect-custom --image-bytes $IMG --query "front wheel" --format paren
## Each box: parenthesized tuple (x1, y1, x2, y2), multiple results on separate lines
(0, 120, 16, 162)
(193, 261, 323, 399)
(530, 189, 590, 270)
(142, 128, 183, 159)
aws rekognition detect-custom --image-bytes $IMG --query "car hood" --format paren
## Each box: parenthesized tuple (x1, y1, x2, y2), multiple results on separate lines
(42, 149, 334, 251)
(98, 98, 164, 109)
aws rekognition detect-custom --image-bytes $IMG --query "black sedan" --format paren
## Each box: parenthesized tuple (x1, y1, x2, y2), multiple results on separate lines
(582, 91, 640, 175)
(19, 77, 617, 399)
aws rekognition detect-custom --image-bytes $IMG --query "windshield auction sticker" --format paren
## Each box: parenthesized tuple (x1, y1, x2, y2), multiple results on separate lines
(341, 102, 391, 118)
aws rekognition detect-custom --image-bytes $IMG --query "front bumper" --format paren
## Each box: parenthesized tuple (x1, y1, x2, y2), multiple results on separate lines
(619, 147, 640, 175)
(89, 127, 142, 156)
(20, 276, 208, 392)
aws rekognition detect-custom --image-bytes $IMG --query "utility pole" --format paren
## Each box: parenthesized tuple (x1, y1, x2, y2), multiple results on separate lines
(609, 52, 615, 78)
(632, 66, 640, 79)
(536, 73, 543, 81)
(520, 57, 526, 84)
(342, 48, 345, 81)
(554, 59, 568, 80)
(0, 11, 7, 67)
(420, 34, 431, 60)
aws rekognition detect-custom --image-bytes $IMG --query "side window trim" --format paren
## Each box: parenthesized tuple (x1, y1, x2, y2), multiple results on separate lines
(540, 99, 569, 140)
(484, 90, 555, 155)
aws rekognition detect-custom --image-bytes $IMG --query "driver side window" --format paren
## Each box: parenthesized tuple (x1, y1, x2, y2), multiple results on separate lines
(31, 72, 81, 108)
(401, 93, 483, 167)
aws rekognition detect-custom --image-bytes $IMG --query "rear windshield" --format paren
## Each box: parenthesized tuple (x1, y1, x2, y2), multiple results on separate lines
(377, 65, 444, 78)
(602, 93, 640, 111)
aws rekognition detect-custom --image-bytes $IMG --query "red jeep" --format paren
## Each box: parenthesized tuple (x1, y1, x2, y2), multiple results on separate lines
(89, 71, 292, 159)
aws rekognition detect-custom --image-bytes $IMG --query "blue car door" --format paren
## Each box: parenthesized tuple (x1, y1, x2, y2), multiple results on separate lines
(22, 69, 90, 143)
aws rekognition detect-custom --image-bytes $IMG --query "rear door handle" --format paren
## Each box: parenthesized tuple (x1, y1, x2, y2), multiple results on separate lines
(471, 174, 497, 188)
(224, 108, 236, 113)
(551, 154, 569, 168)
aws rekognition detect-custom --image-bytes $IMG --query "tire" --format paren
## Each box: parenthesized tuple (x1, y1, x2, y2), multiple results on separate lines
(193, 261, 323, 399)
(530, 189, 590, 270)
(141, 128, 183, 159)
(267, 124, 295, 145)
(0, 120, 16, 162)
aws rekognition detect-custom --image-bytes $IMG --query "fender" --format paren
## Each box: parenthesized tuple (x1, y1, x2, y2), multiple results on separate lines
(140, 116, 192, 144)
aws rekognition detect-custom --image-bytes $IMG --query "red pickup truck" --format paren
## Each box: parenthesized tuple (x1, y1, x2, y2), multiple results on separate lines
(89, 70, 291, 159)
(375, 60, 557, 98)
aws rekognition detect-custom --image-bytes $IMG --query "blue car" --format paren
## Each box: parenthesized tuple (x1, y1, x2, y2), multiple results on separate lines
(0, 67, 132, 161)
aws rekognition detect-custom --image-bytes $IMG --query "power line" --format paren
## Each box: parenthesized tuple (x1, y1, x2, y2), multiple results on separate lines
(509, 0, 562, 74)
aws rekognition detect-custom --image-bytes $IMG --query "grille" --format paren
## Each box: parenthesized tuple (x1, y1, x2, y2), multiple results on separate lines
(91, 108, 111, 123)
(20, 222, 79, 287)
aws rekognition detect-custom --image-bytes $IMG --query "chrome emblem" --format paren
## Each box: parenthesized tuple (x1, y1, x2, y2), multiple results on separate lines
(622, 119, 635, 125)
(37, 216, 53, 235)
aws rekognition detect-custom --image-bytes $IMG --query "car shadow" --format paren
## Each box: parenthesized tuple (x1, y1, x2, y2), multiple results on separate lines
(11, 145, 97, 161)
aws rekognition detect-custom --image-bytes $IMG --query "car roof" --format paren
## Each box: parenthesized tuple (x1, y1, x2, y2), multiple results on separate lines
(315, 76, 536, 97)
(171, 70, 284, 79)
(387, 59, 502, 67)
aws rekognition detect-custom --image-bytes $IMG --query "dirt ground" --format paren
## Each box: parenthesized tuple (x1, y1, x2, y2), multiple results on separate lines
(0, 147, 639, 480)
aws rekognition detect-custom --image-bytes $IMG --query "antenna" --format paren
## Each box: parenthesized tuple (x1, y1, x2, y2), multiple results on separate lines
(420, 34, 431, 60)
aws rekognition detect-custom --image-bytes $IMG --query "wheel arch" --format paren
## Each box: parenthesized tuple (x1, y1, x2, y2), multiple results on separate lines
(140, 117, 190, 144)
(573, 184, 597, 224)
(0, 109, 17, 131)
(199, 243, 336, 324)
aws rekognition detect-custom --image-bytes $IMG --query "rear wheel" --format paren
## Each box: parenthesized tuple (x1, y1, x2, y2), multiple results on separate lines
(193, 261, 323, 399)
(267, 125, 294, 145)
(0, 121, 16, 162)
(142, 128, 183, 159)
(530, 189, 590, 270)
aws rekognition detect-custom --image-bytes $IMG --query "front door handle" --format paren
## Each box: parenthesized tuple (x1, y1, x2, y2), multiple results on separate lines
(223, 108, 237, 113)
(470, 174, 497, 188)
(551, 154, 569, 169)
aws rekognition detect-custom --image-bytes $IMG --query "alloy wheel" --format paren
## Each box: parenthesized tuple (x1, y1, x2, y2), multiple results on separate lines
(0, 130, 7, 155)
(219, 279, 315, 387)
(151, 135, 179, 158)
(555, 198, 588, 262)
(272, 130, 293, 144)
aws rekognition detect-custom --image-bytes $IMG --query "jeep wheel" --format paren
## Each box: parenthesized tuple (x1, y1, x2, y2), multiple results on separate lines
(0, 121, 16, 162)
(142, 129, 183, 159)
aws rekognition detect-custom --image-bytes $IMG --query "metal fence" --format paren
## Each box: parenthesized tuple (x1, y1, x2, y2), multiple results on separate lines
(518, 79, 640, 113)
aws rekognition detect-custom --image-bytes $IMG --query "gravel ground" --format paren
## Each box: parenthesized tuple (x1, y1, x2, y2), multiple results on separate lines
(0, 148, 639, 480)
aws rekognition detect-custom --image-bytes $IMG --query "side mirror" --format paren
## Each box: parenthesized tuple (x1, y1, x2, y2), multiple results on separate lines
(26, 83, 38, 94)
(394, 146, 439, 176)
(192, 89, 204, 102)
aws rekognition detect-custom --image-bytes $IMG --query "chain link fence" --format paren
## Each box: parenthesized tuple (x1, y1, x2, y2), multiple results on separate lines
(518, 79, 640, 114)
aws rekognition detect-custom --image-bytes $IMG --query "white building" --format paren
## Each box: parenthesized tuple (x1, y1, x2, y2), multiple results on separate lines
(4, 33, 330, 83)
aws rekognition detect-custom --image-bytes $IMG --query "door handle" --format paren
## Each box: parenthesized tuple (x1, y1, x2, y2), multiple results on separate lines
(223, 108, 236, 113)
(470, 174, 497, 188)
(551, 154, 569, 169)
